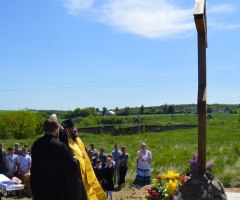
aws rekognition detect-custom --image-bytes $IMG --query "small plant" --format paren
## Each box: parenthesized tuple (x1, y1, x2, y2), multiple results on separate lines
(188, 153, 200, 172)
(206, 162, 215, 175)
(186, 153, 215, 175)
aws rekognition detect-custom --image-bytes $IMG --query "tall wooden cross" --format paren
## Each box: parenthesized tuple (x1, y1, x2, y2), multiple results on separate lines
(194, 0, 207, 172)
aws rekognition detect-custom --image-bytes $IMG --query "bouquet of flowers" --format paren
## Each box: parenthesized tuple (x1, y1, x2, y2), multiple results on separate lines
(145, 153, 216, 200)
(145, 171, 182, 200)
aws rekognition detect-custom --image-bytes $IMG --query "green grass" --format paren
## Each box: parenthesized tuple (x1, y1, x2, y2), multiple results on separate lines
(138, 113, 238, 126)
(1, 114, 239, 188)
(139, 114, 199, 125)
(0, 110, 8, 115)
(79, 122, 240, 188)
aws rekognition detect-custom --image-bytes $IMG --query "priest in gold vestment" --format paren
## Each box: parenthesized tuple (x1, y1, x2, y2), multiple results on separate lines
(60, 118, 107, 200)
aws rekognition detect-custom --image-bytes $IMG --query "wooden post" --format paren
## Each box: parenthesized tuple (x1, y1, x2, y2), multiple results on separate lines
(194, 0, 207, 172)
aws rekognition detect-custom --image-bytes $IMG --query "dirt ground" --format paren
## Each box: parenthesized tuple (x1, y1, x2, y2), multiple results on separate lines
(112, 185, 240, 200)
(112, 184, 149, 200)
(113, 185, 240, 200)
(1, 186, 240, 200)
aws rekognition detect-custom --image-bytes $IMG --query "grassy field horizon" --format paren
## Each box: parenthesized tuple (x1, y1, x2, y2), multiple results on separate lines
(0, 113, 239, 188)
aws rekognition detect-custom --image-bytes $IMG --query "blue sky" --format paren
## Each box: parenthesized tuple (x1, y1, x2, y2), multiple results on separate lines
(0, 0, 239, 111)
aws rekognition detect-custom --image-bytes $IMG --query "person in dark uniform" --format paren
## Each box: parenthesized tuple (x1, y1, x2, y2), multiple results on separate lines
(102, 157, 115, 200)
(93, 158, 103, 184)
(30, 117, 83, 200)
(0, 143, 7, 174)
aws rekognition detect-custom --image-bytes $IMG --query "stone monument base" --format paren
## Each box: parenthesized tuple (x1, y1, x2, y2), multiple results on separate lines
(175, 171, 227, 200)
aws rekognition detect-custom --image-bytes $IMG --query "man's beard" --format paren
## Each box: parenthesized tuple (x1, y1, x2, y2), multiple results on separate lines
(69, 130, 78, 140)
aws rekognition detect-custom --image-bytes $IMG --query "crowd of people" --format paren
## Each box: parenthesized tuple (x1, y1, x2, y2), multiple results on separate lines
(84, 142, 130, 199)
(0, 142, 32, 198)
(0, 116, 152, 200)
(81, 142, 152, 193)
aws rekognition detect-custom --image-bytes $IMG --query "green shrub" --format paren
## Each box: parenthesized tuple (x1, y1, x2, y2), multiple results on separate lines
(0, 110, 40, 139)
(78, 116, 100, 127)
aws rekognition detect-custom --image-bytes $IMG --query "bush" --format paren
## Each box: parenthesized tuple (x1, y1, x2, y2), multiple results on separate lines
(78, 116, 101, 127)
(0, 110, 40, 139)
(101, 115, 127, 125)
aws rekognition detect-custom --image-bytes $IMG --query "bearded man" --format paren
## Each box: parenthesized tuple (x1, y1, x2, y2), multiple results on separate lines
(60, 118, 106, 200)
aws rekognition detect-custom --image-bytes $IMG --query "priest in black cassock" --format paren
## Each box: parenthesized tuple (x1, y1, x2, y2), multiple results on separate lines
(31, 117, 84, 200)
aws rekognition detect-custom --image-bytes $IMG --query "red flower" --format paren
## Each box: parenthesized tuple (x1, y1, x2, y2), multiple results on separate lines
(181, 175, 186, 184)
(147, 188, 152, 194)
(157, 174, 163, 180)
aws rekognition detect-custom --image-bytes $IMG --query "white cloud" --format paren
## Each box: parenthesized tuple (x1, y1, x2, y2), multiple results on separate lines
(208, 4, 237, 14)
(62, 0, 95, 16)
(209, 23, 240, 31)
(99, 0, 194, 39)
(207, 4, 239, 31)
(61, 0, 240, 38)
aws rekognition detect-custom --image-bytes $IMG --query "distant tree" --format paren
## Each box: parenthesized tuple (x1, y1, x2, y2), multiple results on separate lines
(207, 105, 213, 113)
(102, 107, 107, 116)
(168, 105, 175, 114)
(115, 107, 119, 115)
(150, 107, 156, 113)
(35, 112, 48, 135)
(162, 104, 168, 114)
(37, 111, 49, 119)
(80, 107, 96, 117)
(140, 105, 145, 114)
(55, 111, 65, 120)
(63, 110, 75, 119)
(225, 106, 230, 111)
(1, 110, 39, 139)
(73, 108, 81, 117)
(95, 108, 100, 112)
(0, 116, 7, 139)
(224, 106, 232, 113)
(73, 116, 84, 124)
(122, 107, 131, 116)
(78, 116, 101, 127)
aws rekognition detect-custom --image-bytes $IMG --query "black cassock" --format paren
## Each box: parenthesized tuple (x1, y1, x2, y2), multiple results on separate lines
(102, 165, 114, 191)
(31, 134, 84, 200)
(93, 166, 103, 183)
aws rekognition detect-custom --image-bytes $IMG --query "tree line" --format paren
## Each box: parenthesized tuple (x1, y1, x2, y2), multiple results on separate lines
(37, 103, 240, 119)
(1, 104, 239, 139)
(0, 109, 48, 139)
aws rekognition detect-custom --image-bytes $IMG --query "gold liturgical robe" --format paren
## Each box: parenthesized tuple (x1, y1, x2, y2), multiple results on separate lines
(68, 136, 107, 200)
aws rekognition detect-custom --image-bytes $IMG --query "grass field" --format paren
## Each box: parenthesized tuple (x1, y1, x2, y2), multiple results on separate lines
(0, 110, 8, 115)
(1, 114, 239, 188)
(138, 113, 199, 125)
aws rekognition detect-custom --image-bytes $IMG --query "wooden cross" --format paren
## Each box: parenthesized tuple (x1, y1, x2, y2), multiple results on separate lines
(194, 0, 207, 172)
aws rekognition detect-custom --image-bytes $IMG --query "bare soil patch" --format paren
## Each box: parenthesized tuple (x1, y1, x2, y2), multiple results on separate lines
(112, 185, 240, 200)
(112, 185, 149, 200)
(1, 186, 239, 200)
